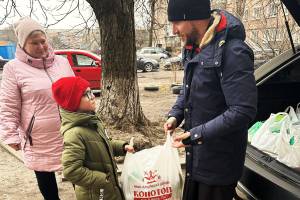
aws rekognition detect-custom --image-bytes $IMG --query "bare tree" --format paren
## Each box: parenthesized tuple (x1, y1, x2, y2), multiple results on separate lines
(0, 0, 151, 135)
(51, 34, 68, 49)
(243, 0, 299, 60)
(212, 0, 299, 61)
(135, 0, 166, 47)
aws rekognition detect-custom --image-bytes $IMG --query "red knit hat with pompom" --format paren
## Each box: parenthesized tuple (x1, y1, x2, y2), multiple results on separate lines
(52, 76, 90, 112)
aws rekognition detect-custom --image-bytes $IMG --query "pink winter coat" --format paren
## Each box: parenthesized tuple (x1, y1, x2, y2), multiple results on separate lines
(0, 46, 74, 171)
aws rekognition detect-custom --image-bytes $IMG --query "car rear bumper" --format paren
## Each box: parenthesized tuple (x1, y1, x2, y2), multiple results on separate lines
(239, 145, 300, 200)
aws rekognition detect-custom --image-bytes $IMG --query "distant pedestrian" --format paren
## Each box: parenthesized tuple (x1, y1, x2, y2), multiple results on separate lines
(0, 17, 74, 200)
(164, 0, 257, 200)
(52, 76, 134, 200)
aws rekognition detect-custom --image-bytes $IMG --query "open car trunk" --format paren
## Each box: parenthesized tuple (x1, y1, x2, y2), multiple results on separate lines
(238, 1, 300, 198)
(238, 46, 300, 199)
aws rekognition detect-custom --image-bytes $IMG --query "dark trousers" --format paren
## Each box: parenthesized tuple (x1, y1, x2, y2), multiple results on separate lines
(34, 171, 60, 200)
(183, 178, 237, 200)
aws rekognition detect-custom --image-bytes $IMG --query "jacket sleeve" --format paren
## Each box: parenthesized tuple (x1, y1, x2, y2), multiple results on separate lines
(62, 130, 108, 188)
(190, 39, 257, 142)
(0, 63, 22, 144)
(111, 140, 127, 156)
(168, 85, 185, 125)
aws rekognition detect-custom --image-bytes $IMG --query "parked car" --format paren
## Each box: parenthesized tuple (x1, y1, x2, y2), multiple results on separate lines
(137, 47, 170, 62)
(137, 56, 159, 72)
(162, 53, 183, 70)
(237, 1, 300, 199)
(0, 58, 8, 70)
(54, 49, 102, 91)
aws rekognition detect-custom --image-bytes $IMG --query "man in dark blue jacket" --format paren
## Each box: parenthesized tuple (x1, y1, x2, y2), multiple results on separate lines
(164, 0, 257, 199)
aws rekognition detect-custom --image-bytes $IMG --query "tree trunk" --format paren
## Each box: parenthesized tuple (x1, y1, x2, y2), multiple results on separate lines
(86, 0, 150, 132)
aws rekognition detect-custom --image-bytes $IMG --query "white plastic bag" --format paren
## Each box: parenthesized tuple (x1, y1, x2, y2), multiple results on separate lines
(296, 103, 300, 119)
(251, 113, 289, 157)
(276, 116, 300, 168)
(285, 106, 298, 123)
(120, 134, 183, 200)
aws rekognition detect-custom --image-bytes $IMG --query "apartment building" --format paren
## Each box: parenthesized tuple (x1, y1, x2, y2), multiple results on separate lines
(154, 0, 300, 59)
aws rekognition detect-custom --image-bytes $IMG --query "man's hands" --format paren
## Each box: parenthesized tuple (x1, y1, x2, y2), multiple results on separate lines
(124, 145, 135, 153)
(164, 117, 189, 148)
(164, 117, 177, 133)
(8, 143, 21, 151)
(172, 132, 190, 148)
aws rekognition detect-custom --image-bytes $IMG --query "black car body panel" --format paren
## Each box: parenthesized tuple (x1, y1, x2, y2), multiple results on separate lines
(254, 48, 300, 121)
(241, 146, 300, 200)
(239, 2, 300, 197)
(281, 0, 300, 26)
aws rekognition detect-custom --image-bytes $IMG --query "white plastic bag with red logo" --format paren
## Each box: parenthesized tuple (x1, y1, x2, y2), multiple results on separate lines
(120, 134, 183, 200)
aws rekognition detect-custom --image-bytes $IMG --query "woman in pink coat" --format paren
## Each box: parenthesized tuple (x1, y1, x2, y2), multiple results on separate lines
(0, 17, 74, 200)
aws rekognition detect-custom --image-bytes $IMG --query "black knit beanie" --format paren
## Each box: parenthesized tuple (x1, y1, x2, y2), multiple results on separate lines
(168, 0, 211, 21)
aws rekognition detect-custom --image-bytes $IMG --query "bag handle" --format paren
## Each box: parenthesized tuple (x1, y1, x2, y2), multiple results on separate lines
(284, 106, 298, 123)
(129, 137, 134, 146)
(164, 131, 173, 148)
(296, 102, 300, 114)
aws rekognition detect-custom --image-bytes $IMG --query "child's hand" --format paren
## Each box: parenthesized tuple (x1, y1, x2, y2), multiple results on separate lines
(124, 145, 135, 153)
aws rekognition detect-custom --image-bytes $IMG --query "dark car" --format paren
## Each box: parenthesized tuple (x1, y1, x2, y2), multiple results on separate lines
(0, 58, 8, 70)
(237, 1, 300, 199)
(137, 57, 159, 72)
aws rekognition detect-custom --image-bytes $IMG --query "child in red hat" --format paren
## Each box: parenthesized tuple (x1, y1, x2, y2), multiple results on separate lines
(52, 76, 134, 200)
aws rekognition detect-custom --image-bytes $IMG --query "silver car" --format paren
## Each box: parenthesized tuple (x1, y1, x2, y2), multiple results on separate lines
(137, 47, 170, 62)
(162, 53, 183, 70)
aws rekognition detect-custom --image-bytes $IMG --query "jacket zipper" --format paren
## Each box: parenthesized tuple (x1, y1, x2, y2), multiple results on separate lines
(23, 113, 36, 150)
(102, 136, 125, 199)
(43, 59, 54, 83)
(97, 127, 124, 196)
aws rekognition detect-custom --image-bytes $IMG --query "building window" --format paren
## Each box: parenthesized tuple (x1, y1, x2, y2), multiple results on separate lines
(267, 3, 277, 18)
(251, 30, 259, 42)
(292, 32, 300, 44)
(253, 7, 262, 20)
(243, 9, 249, 21)
(165, 25, 169, 37)
(276, 29, 282, 41)
(263, 28, 280, 43)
